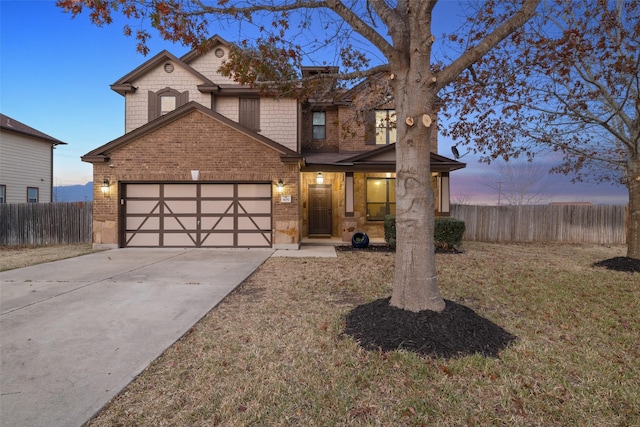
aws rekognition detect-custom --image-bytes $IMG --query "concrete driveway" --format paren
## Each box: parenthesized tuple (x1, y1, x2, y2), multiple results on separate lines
(0, 248, 273, 427)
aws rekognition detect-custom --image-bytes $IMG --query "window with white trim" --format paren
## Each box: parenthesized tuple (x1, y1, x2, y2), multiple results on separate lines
(312, 111, 326, 140)
(27, 187, 39, 203)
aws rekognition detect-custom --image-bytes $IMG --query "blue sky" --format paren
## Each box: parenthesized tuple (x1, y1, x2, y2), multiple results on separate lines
(0, 0, 628, 204)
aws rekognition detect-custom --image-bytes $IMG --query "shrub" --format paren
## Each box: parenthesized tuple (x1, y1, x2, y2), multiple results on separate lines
(434, 217, 466, 250)
(384, 215, 465, 250)
(384, 215, 396, 247)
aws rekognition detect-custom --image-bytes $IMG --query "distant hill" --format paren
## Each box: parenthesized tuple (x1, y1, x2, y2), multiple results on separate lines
(54, 182, 93, 202)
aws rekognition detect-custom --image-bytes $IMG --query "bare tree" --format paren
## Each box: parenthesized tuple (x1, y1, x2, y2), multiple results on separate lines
(58, 0, 540, 312)
(452, 192, 474, 205)
(482, 160, 548, 205)
(443, 0, 639, 258)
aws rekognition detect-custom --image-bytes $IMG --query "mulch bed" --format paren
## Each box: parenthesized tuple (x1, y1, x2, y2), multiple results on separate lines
(344, 298, 516, 359)
(593, 257, 640, 273)
(336, 245, 462, 254)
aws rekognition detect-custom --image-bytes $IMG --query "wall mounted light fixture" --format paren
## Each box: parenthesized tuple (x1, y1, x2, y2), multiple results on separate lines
(276, 179, 285, 193)
(101, 179, 110, 195)
(191, 170, 200, 181)
(316, 172, 324, 184)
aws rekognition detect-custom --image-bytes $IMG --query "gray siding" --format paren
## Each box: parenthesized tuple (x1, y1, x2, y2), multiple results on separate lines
(0, 130, 53, 203)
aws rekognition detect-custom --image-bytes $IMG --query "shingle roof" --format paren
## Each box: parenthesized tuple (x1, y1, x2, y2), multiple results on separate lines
(0, 114, 66, 145)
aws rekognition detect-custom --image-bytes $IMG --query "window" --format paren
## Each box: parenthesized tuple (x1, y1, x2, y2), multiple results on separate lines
(27, 187, 39, 203)
(239, 98, 260, 131)
(148, 88, 188, 121)
(366, 178, 395, 221)
(0, 185, 5, 203)
(160, 95, 176, 116)
(375, 109, 396, 145)
(312, 111, 326, 140)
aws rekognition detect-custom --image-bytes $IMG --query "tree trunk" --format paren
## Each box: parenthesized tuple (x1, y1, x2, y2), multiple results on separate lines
(628, 157, 640, 259)
(388, 43, 445, 313)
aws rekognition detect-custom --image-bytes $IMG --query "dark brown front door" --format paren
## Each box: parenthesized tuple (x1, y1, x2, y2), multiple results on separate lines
(309, 184, 332, 235)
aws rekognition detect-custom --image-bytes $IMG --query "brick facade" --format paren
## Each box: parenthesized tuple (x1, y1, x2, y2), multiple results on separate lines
(91, 109, 300, 248)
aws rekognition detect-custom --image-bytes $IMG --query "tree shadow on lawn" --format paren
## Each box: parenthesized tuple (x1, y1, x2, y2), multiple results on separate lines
(344, 298, 516, 359)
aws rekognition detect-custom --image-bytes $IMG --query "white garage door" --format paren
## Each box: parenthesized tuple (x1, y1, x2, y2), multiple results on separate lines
(122, 183, 272, 248)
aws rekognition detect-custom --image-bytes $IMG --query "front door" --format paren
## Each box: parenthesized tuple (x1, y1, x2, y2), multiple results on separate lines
(308, 184, 332, 235)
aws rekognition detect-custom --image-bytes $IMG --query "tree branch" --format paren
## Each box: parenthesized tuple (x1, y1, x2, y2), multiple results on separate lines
(436, 0, 540, 91)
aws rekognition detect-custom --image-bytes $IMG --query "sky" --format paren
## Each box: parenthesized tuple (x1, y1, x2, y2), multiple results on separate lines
(0, 0, 629, 205)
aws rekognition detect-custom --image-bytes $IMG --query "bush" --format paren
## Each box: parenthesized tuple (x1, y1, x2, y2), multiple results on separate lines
(434, 217, 466, 250)
(384, 215, 465, 250)
(384, 215, 396, 247)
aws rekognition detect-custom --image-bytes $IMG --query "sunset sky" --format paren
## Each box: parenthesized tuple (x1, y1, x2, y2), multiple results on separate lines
(0, 0, 628, 205)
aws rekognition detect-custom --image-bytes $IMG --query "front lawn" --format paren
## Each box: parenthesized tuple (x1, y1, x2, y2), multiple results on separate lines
(89, 242, 639, 426)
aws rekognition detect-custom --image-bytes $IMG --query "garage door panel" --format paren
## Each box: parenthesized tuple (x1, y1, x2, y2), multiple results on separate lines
(127, 200, 160, 214)
(201, 216, 234, 230)
(124, 183, 272, 248)
(165, 184, 197, 197)
(238, 216, 271, 230)
(164, 200, 197, 214)
(126, 233, 160, 247)
(163, 233, 197, 246)
(238, 200, 271, 213)
(126, 216, 160, 230)
(126, 184, 160, 197)
(201, 200, 233, 214)
(164, 216, 197, 230)
(201, 184, 234, 197)
(201, 233, 235, 247)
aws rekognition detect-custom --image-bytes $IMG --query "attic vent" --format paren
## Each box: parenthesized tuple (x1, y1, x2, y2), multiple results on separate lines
(164, 63, 174, 73)
(214, 48, 225, 58)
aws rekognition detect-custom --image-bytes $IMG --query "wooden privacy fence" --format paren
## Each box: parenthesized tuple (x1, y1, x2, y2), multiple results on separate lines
(0, 202, 93, 245)
(451, 204, 628, 244)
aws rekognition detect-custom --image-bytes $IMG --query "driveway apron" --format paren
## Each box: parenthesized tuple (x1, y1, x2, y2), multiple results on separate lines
(0, 248, 273, 427)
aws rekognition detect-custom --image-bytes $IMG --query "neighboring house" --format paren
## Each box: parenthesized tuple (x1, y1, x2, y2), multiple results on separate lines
(82, 36, 465, 249)
(0, 114, 67, 203)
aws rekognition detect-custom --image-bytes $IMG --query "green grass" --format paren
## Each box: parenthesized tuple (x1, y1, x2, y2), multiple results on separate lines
(88, 242, 639, 426)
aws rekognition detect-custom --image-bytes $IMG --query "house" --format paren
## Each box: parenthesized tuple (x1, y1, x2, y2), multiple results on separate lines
(82, 36, 465, 249)
(0, 114, 67, 203)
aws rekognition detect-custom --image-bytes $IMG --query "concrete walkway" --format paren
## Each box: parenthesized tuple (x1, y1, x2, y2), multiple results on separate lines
(0, 248, 279, 427)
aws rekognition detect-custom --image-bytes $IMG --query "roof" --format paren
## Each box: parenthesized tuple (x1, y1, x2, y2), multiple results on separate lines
(180, 34, 231, 64)
(81, 102, 302, 163)
(302, 143, 465, 172)
(0, 113, 66, 145)
(110, 50, 217, 95)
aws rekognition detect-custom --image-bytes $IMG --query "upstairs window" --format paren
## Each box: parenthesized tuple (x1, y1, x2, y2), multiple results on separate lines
(27, 187, 39, 203)
(148, 88, 188, 121)
(375, 109, 396, 145)
(366, 178, 395, 221)
(0, 185, 5, 203)
(312, 111, 326, 140)
(160, 95, 177, 116)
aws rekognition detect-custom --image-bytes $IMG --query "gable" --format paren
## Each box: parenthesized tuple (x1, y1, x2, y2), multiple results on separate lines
(111, 50, 216, 96)
(82, 102, 301, 164)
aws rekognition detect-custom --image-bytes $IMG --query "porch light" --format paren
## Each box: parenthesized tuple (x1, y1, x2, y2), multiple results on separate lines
(316, 172, 324, 184)
(101, 179, 110, 195)
(276, 179, 285, 193)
